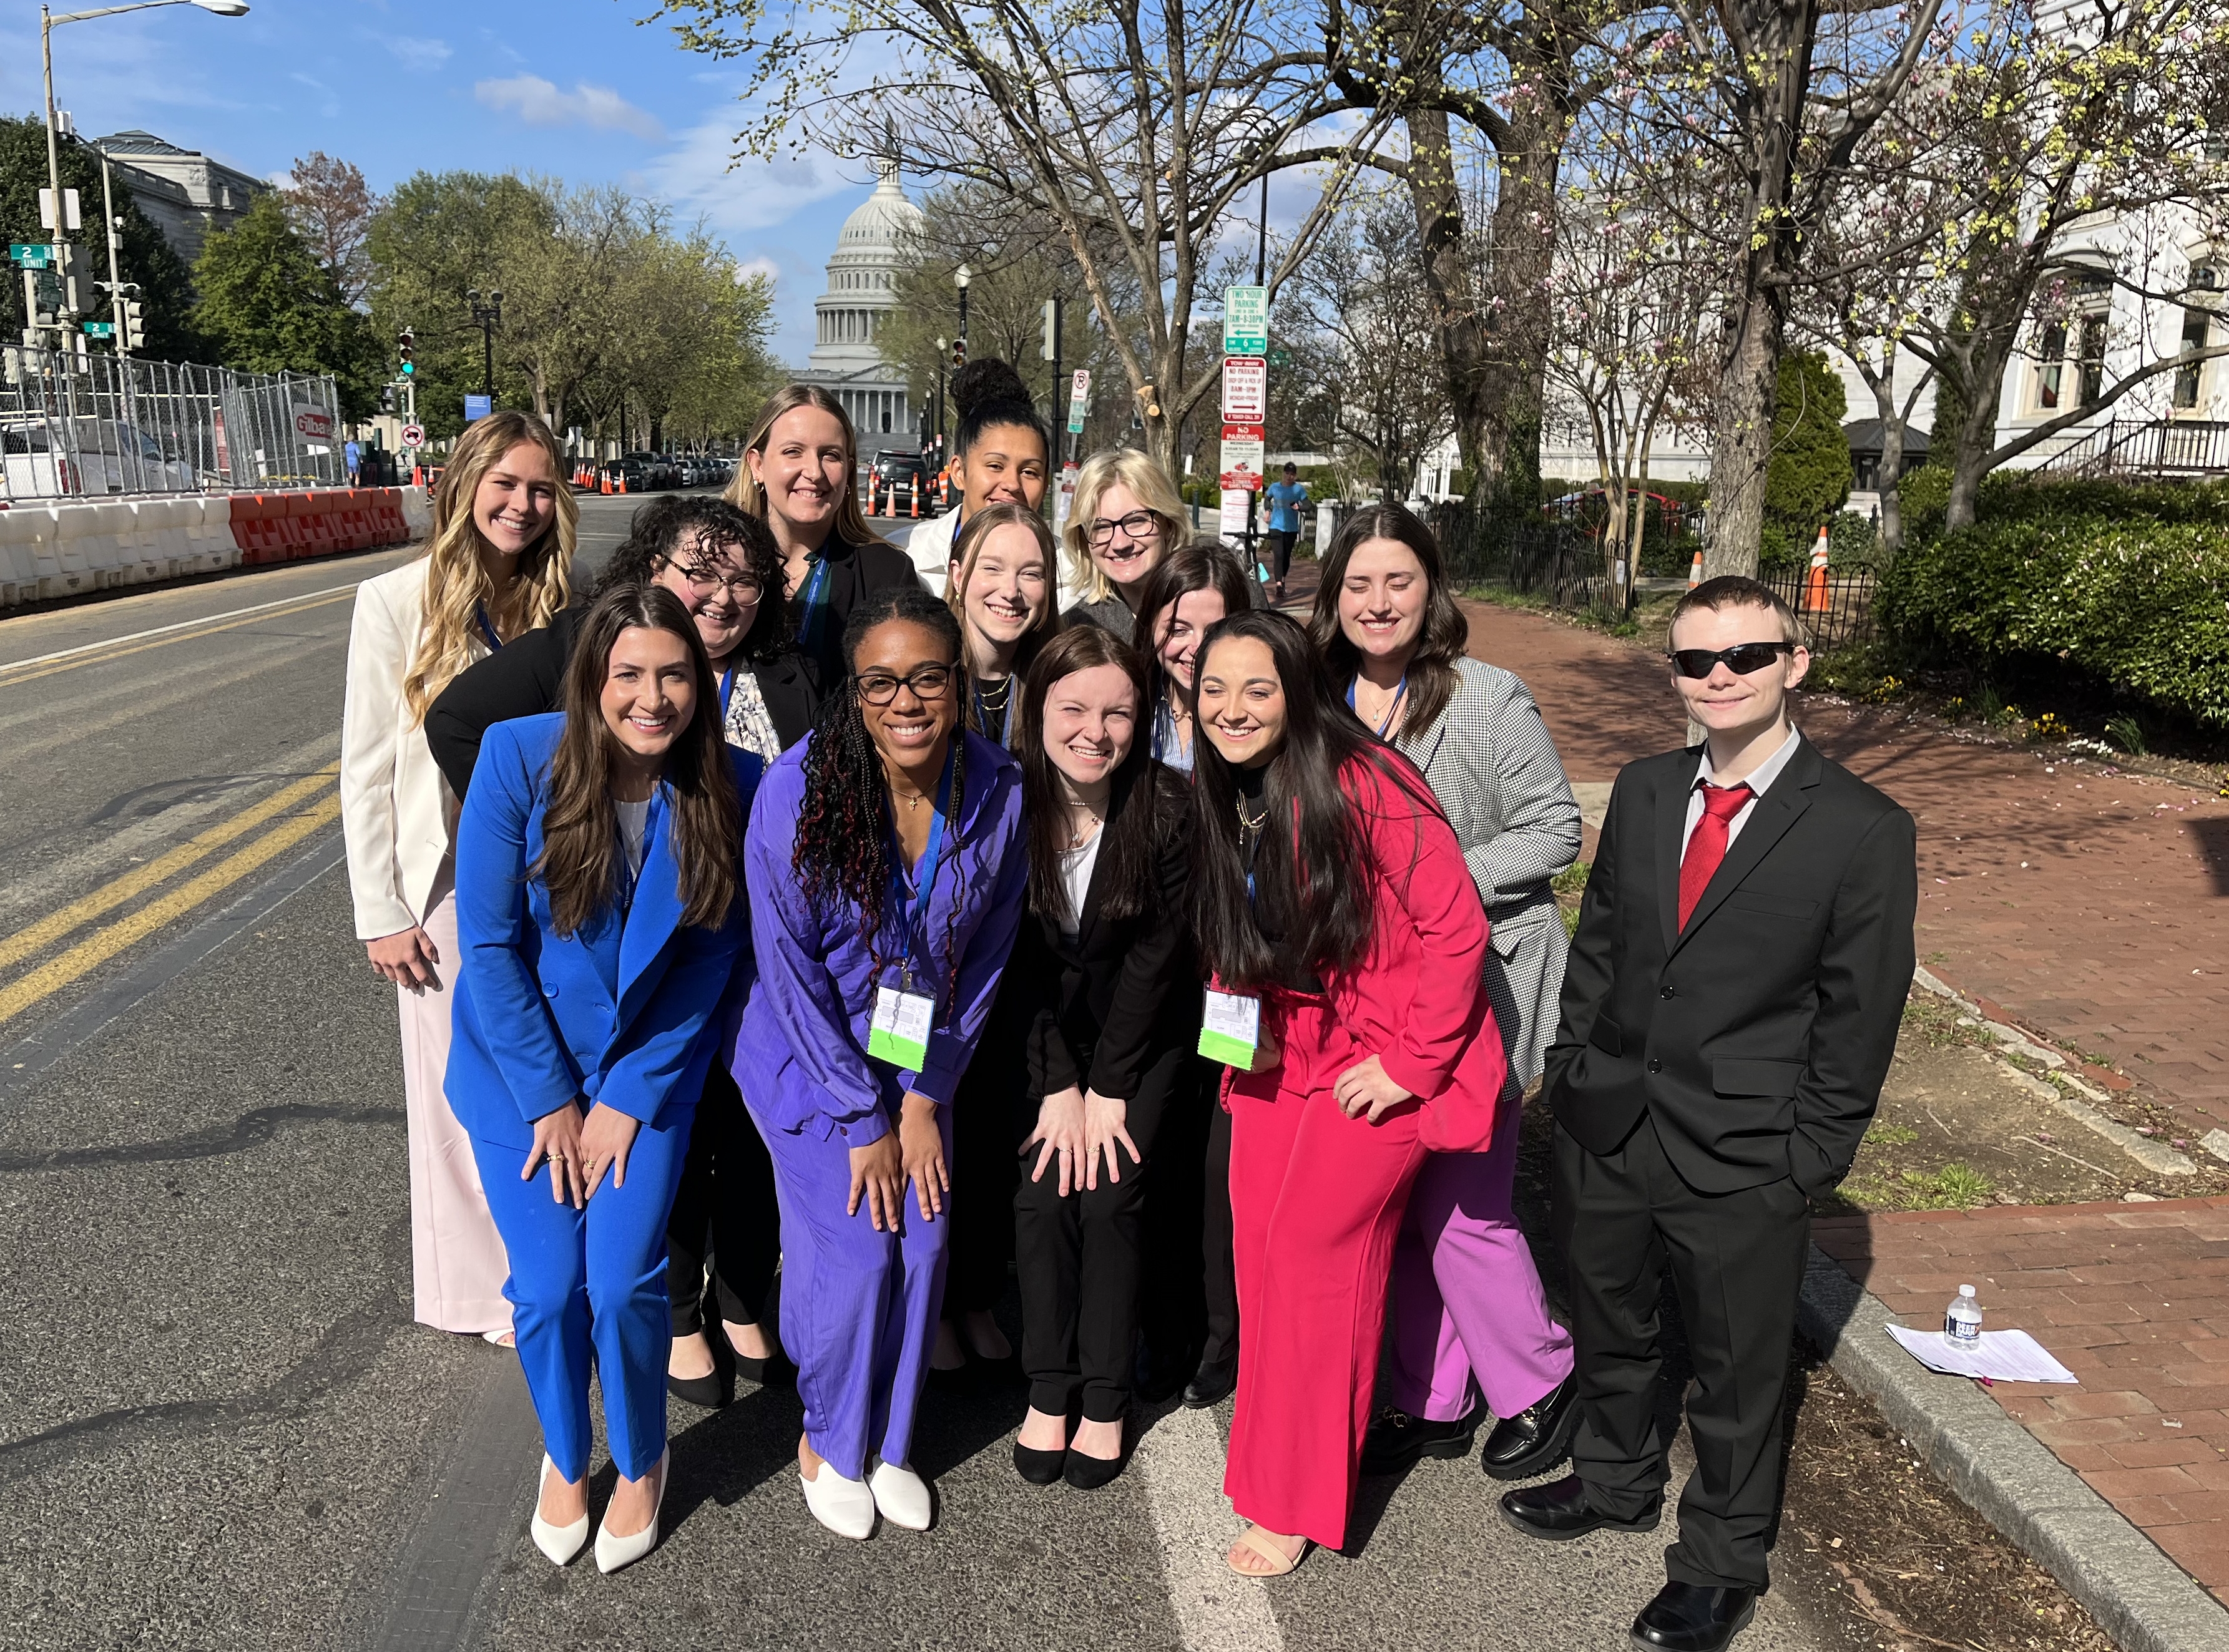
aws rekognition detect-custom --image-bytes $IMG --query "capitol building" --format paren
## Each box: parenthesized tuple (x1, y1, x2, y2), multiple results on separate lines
(791, 164, 924, 448)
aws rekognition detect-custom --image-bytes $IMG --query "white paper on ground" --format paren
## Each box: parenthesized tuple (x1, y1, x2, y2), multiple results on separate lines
(1885, 1322, 2078, 1383)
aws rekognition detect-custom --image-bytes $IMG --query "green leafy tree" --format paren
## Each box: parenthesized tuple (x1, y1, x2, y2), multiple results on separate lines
(1761, 350, 1852, 569)
(0, 114, 202, 360)
(194, 195, 378, 417)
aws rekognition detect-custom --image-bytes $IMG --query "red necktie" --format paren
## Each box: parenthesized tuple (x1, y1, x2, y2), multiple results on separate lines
(1678, 783, 1752, 931)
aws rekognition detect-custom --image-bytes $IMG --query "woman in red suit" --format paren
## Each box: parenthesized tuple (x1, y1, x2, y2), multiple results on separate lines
(1189, 610, 1506, 1577)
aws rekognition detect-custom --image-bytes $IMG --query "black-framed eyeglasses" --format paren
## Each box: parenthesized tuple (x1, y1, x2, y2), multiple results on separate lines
(855, 665, 957, 705)
(1087, 511, 1162, 547)
(1668, 642, 1795, 679)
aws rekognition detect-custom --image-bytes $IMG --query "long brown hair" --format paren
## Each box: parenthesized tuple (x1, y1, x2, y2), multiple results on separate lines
(530, 583, 740, 937)
(947, 501, 1061, 720)
(403, 410, 576, 724)
(1017, 625, 1175, 928)
(725, 383, 880, 549)
(1306, 502, 1469, 738)
(1130, 541, 1256, 710)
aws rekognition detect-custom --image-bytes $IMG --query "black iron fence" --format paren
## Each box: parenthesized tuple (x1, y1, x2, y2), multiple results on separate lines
(1763, 568, 1879, 650)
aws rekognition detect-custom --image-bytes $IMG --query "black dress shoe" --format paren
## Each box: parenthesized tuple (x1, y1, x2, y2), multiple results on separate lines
(1012, 1442, 1067, 1485)
(1182, 1358, 1236, 1409)
(1498, 1473, 1660, 1542)
(1630, 1581, 1758, 1651)
(666, 1360, 730, 1410)
(1062, 1444, 1128, 1490)
(1360, 1408, 1479, 1475)
(1481, 1374, 1580, 1481)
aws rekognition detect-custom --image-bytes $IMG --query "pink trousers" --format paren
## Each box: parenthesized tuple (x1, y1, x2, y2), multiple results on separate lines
(399, 891, 512, 1336)
(1386, 1097, 1574, 1423)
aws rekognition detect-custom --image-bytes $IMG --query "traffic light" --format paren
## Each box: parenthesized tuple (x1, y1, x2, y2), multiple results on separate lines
(951, 336, 966, 372)
(379, 385, 396, 413)
(119, 298, 144, 351)
(398, 328, 416, 375)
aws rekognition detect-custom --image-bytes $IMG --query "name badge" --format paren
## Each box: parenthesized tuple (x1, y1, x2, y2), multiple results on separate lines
(869, 984, 935, 1071)
(1198, 988, 1261, 1067)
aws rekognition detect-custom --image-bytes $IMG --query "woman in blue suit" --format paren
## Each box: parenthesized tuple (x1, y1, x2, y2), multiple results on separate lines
(448, 582, 758, 1575)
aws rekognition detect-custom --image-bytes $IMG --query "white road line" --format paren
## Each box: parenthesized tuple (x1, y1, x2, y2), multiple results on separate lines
(0, 579, 369, 672)
(1134, 1405, 1286, 1652)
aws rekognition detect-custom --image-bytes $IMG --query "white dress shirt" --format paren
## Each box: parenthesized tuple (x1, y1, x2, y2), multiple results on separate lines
(1681, 724, 1801, 858)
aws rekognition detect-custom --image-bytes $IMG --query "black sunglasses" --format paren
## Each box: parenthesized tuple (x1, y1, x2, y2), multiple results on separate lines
(1668, 642, 1795, 679)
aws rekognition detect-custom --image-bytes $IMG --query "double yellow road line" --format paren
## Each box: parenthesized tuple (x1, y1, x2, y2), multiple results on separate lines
(0, 763, 342, 1027)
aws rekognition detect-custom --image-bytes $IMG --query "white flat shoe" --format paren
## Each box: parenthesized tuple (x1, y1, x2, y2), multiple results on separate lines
(800, 1459, 876, 1540)
(869, 1460, 933, 1532)
(594, 1447, 668, 1574)
(529, 1455, 589, 1566)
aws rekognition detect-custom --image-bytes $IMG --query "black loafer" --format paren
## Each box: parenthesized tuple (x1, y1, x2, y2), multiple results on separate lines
(1498, 1473, 1660, 1541)
(1182, 1358, 1237, 1409)
(1361, 1408, 1479, 1475)
(1630, 1581, 1758, 1651)
(1481, 1374, 1580, 1481)
(1012, 1442, 1067, 1485)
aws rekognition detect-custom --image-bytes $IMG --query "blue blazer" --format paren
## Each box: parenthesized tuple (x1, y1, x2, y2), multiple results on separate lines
(446, 713, 761, 1150)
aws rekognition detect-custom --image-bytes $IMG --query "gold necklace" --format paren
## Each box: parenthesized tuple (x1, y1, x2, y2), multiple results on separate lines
(1235, 795, 1268, 834)
(1065, 809, 1103, 849)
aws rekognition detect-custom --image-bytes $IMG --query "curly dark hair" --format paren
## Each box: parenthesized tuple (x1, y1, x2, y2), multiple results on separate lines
(594, 494, 793, 663)
(794, 585, 971, 1008)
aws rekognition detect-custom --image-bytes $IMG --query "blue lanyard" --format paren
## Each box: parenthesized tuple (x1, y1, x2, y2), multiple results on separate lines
(793, 555, 833, 650)
(474, 602, 504, 653)
(719, 665, 736, 720)
(888, 742, 959, 994)
(1347, 672, 1407, 738)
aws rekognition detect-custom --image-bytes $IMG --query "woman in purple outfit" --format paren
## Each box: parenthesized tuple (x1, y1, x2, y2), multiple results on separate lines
(730, 585, 1027, 1540)
(1309, 502, 1584, 1480)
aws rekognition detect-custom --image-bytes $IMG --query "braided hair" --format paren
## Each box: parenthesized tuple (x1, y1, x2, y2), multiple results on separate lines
(793, 585, 971, 1008)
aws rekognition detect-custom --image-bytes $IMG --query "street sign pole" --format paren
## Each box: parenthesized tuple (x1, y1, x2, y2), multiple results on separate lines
(1222, 282, 1271, 577)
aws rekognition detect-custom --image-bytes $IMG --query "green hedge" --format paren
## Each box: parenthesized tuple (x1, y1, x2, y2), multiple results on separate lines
(1878, 472, 2229, 725)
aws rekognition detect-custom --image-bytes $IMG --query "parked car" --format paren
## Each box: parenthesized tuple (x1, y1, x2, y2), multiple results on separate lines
(1, 416, 201, 499)
(868, 449, 940, 511)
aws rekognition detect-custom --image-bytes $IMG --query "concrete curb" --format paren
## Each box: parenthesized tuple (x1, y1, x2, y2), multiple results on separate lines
(1799, 1246, 2229, 1652)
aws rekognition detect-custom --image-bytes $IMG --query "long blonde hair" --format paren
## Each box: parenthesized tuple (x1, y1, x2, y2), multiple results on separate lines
(1061, 448, 1185, 605)
(403, 411, 576, 725)
(725, 383, 880, 549)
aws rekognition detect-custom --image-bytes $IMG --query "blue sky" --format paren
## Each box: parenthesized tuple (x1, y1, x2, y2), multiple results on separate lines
(0, 0, 869, 363)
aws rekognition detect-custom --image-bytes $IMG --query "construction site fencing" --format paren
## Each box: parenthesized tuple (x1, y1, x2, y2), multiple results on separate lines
(1, 346, 342, 504)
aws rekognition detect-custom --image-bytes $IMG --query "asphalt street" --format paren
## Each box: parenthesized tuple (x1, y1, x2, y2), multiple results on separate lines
(0, 494, 1874, 1651)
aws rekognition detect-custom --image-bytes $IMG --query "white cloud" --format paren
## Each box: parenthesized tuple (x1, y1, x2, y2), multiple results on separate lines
(385, 37, 452, 71)
(474, 74, 663, 142)
(640, 108, 856, 235)
(735, 255, 780, 287)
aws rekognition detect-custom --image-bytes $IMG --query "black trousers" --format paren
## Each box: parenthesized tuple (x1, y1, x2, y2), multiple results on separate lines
(1265, 529, 1298, 586)
(1135, 1058, 1237, 1377)
(1012, 1044, 1188, 1419)
(946, 1046, 1023, 1318)
(665, 1065, 780, 1336)
(1550, 1112, 1811, 1591)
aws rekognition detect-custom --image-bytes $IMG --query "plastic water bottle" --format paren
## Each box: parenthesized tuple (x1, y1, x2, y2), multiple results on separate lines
(1944, 1284, 1983, 1345)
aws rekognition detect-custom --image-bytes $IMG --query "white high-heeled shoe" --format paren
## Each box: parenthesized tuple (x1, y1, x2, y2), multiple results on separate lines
(594, 1447, 669, 1574)
(529, 1455, 589, 1566)
(869, 1460, 933, 1532)
(800, 1457, 876, 1540)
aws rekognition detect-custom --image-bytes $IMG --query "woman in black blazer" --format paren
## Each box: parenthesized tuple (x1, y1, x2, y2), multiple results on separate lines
(424, 494, 817, 1405)
(1004, 625, 1197, 1490)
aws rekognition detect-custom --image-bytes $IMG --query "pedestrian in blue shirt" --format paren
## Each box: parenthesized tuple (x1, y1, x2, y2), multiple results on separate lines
(730, 585, 1028, 1539)
(448, 582, 759, 1575)
(1263, 463, 1308, 602)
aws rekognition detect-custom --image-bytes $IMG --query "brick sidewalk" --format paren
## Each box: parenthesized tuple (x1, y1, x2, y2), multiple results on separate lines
(1459, 598, 2229, 1136)
(1816, 1200, 2229, 1607)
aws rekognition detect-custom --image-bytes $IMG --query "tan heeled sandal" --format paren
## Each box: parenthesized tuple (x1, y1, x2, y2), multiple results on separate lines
(1227, 1524, 1308, 1577)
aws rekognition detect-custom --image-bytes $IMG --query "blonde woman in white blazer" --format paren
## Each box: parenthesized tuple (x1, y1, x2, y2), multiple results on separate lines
(341, 411, 576, 1338)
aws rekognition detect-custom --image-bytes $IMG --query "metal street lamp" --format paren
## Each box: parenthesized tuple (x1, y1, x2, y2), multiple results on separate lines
(468, 286, 504, 399)
(933, 336, 948, 456)
(954, 264, 971, 368)
(39, 0, 248, 347)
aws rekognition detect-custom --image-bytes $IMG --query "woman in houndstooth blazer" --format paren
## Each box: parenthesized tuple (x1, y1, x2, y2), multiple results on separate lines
(1310, 502, 1584, 1482)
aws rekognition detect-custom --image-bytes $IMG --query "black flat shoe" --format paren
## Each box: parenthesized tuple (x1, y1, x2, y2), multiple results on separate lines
(1012, 1442, 1067, 1485)
(717, 1323, 790, 1386)
(1063, 1444, 1127, 1490)
(1361, 1407, 1479, 1475)
(1498, 1473, 1660, 1542)
(1482, 1374, 1580, 1481)
(666, 1367, 730, 1409)
(1630, 1582, 1758, 1651)
(1182, 1359, 1236, 1409)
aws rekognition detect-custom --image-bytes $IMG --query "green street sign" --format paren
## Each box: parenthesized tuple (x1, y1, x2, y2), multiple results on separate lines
(82, 320, 114, 338)
(10, 243, 54, 270)
(1223, 284, 1268, 356)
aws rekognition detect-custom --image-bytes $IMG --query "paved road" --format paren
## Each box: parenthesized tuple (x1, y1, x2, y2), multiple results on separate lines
(0, 496, 1868, 1651)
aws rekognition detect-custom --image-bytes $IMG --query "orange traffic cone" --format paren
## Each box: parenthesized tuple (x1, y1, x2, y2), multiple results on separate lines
(1687, 549, 1703, 590)
(1803, 526, 1830, 613)
(617, 474, 628, 495)
(600, 471, 612, 495)
(910, 481, 920, 519)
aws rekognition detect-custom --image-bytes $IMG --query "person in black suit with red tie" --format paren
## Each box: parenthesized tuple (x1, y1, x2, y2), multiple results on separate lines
(1502, 576, 1916, 1652)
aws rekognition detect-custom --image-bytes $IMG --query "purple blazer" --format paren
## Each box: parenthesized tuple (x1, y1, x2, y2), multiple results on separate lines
(730, 728, 1027, 1148)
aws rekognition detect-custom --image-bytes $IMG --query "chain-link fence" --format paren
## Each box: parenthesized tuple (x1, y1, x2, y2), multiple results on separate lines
(0, 346, 342, 504)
